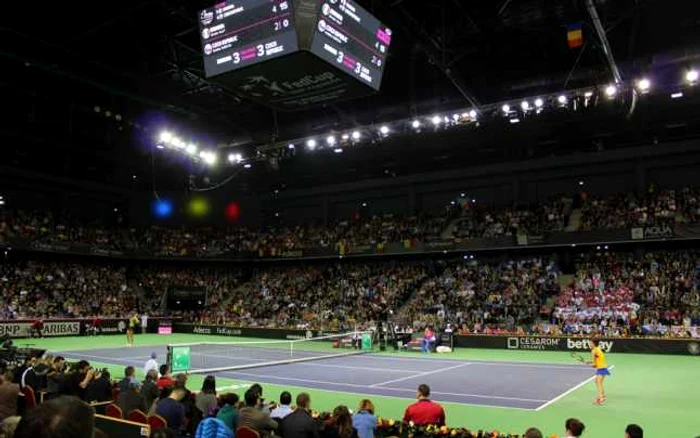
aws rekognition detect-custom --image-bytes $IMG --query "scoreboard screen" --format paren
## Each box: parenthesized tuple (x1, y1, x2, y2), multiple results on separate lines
(199, 0, 299, 78)
(309, 0, 392, 90)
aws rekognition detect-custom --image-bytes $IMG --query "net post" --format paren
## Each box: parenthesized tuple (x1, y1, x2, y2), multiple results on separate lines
(290, 340, 294, 357)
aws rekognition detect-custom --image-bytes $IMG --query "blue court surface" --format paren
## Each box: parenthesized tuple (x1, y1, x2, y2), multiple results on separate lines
(56, 345, 594, 410)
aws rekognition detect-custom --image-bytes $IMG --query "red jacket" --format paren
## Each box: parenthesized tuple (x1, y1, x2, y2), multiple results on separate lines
(156, 376, 175, 389)
(403, 399, 445, 426)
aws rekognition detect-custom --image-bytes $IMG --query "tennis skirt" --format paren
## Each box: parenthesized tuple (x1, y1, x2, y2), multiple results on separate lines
(595, 368, 611, 376)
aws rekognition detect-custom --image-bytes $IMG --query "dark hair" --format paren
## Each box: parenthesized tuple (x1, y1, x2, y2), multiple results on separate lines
(565, 418, 585, 437)
(296, 392, 310, 409)
(125, 366, 135, 377)
(159, 364, 169, 376)
(524, 428, 543, 438)
(417, 384, 430, 398)
(590, 338, 600, 347)
(201, 376, 216, 395)
(146, 369, 158, 382)
(220, 393, 239, 406)
(279, 391, 292, 405)
(174, 373, 188, 389)
(76, 360, 90, 371)
(625, 424, 643, 438)
(244, 389, 259, 407)
(249, 383, 263, 397)
(327, 406, 353, 438)
(54, 356, 65, 363)
(14, 396, 94, 438)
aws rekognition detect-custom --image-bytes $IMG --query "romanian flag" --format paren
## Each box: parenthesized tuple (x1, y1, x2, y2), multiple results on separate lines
(567, 22, 583, 49)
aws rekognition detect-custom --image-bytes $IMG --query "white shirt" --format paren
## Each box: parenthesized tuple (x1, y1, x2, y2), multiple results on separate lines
(270, 404, 293, 419)
(144, 358, 159, 375)
(141, 314, 148, 326)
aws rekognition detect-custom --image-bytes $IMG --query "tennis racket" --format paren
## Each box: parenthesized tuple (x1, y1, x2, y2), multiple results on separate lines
(571, 352, 587, 364)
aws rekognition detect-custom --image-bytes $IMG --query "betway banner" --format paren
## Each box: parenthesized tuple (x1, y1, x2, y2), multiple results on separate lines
(455, 334, 700, 356)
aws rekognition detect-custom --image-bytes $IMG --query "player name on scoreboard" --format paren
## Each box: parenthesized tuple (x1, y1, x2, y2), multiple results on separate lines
(197, 0, 392, 111)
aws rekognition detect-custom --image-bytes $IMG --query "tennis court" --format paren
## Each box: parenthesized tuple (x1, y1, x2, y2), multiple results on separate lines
(55, 342, 594, 410)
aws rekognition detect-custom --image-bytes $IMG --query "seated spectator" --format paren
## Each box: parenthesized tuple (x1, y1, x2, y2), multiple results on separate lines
(145, 352, 159, 376)
(195, 417, 234, 438)
(0, 371, 19, 421)
(238, 389, 277, 438)
(402, 384, 445, 426)
(280, 392, 318, 438)
(216, 393, 240, 432)
(60, 360, 94, 399)
(565, 418, 585, 438)
(45, 356, 67, 399)
(271, 391, 293, 420)
(118, 382, 148, 416)
(157, 364, 175, 389)
(0, 416, 20, 438)
(142, 369, 161, 411)
(321, 406, 356, 438)
(195, 376, 218, 417)
(14, 396, 94, 438)
(119, 366, 138, 393)
(352, 399, 377, 438)
(155, 387, 188, 434)
(525, 428, 543, 438)
(19, 358, 48, 394)
(625, 424, 643, 438)
(84, 369, 112, 403)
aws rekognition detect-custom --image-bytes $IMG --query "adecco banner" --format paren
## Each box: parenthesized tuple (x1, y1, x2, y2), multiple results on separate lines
(176, 324, 336, 341)
(455, 335, 700, 356)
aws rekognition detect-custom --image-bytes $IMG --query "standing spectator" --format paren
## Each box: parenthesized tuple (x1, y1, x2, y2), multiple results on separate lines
(145, 352, 159, 376)
(238, 389, 277, 438)
(118, 366, 138, 393)
(280, 393, 319, 438)
(14, 396, 94, 438)
(565, 418, 585, 438)
(157, 364, 175, 389)
(45, 357, 66, 399)
(84, 369, 112, 403)
(155, 387, 187, 434)
(141, 313, 149, 334)
(60, 361, 94, 399)
(270, 391, 293, 420)
(141, 370, 160, 411)
(352, 400, 377, 438)
(321, 406, 356, 438)
(0, 371, 19, 421)
(625, 424, 643, 438)
(216, 393, 240, 432)
(195, 376, 218, 417)
(422, 327, 436, 353)
(402, 384, 445, 426)
(117, 382, 148, 415)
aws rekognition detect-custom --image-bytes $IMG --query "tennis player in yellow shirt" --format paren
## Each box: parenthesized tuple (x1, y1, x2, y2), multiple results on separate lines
(588, 339, 610, 405)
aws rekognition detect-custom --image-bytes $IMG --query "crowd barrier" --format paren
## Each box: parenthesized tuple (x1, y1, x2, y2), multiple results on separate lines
(453, 334, 700, 356)
(0, 317, 179, 338)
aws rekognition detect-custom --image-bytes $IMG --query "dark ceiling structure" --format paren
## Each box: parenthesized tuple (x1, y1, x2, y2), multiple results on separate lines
(2, 0, 700, 195)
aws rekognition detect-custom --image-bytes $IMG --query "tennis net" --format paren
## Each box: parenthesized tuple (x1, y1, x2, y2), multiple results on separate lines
(167, 330, 375, 374)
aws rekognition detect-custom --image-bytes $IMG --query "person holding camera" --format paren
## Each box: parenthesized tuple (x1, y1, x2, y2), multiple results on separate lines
(84, 369, 112, 403)
(60, 361, 96, 400)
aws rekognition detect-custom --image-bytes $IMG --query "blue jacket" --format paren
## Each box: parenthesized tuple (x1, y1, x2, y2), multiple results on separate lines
(352, 411, 377, 438)
(195, 418, 234, 438)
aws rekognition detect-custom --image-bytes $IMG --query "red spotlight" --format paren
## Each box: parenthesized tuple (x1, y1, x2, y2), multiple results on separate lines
(225, 202, 240, 222)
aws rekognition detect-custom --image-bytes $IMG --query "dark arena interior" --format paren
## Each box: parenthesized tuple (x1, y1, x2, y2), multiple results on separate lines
(1, 0, 700, 437)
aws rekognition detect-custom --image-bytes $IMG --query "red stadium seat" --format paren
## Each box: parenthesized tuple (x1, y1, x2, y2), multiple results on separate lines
(127, 409, 148, 424)
(105, 403, 123, 419)
(21, 386, 36, 410)
(236, 426, 261, 438)
(148, 414, 168, 431)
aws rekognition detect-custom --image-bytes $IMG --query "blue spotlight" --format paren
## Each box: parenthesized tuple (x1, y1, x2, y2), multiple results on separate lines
(153, 199, 173, 218)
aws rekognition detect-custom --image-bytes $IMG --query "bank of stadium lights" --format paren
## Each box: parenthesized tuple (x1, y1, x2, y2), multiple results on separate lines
(412, 120, 421, 129)
(686, 69, 699, 84)
(604, 84, 617, 98)
(637, 78, 651, 93)
(228, 153, 243, 164)
(521, 101, 530, 111)
(326, 135, 336, 146)
(557, 95, 568, 105)
(379, 125, 390, 136)
(502, 104, 511, 114)
(431, 115, 441, 126)
(352, 131, 361, 140)
(306, 139, 317, 150)
(342, 134, 350, 141)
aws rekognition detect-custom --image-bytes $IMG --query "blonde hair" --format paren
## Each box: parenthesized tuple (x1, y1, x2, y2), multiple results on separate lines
(357, 399, 374, 415)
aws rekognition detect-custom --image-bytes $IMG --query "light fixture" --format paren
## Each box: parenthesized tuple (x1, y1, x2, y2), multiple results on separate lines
(452, 114, 460, 121)
(243, 163, 252, 169)
(431, 115, 441, 125)
(156, 144, 164, 150)
(509, 118, 520, 124)
(460, 193, 465, 197)
(521, 101, 530, 110)
(412, 120, 421, 129)
(584, 91, 594, 98)
(502, 104, 511, 113)
(671, 92, 684, 99)
(379, 125, 390, 135)
(557, 95, 568, 105)
(579, 180, 584, 186)
(461, 112, 469, 119)
(342, 134, 350, 141)
(637, 78, 651, 92)
(326, 135, 336, 146)
(288, 144, 295, 150)
(361, 202, 367, 207)
(352, 131, 361, 140)
(534, 98, 544, 108)
(469, 109, 477, 119)
(186, 144, 197, 155)
(334, 148, 343, 153)
(605, 84, 617, 97)
(159, 131, 172, 143)
(228, 153, 243, 164)
(686, 69, 699, 83)
(307, 139, 317, 149)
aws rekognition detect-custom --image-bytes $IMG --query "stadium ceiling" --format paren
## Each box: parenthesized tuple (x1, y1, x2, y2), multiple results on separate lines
(2, 0, 700, 192)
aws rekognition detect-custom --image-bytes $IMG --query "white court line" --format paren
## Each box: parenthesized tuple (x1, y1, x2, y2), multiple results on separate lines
(346, 355, 590, 370)
(60, 352, 146, 362)
(218, 369, 546, 403)
(534, 365, 616, 411)
(369, 363, 471, 388)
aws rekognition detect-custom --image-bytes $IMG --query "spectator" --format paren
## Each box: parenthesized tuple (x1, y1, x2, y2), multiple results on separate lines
(271, 391, 294, 420)
(525, 428, 543, 438)
(0, 371, 19, 421)
(195, 417, 234, 438)
(280, 392, 319, 438)
(403, 384, 445, 426)
(118, 382, 148, 416)
(238, 389, 277, 438)
(196, 376, 218, 417)
(322, 406, 357, 438)
(352, 399, 377, 438)
(625, 424, 643, 438)
(565, 418, 585, 438)
(46, 356, 67, 399)
(0, 416, 20, 438)
(60, 360, 94, 399)
(142, 369, 161, 411)
(145, 352, 159, 376)
(155, 387, 188, 434)
(119, 366, 138, 393)
(20, 359, 48, 394)
(157, 364, 175, 389)
(216, 393, 240, 432)
(14, 396, 94, 438)
(84, 369, 112, 403)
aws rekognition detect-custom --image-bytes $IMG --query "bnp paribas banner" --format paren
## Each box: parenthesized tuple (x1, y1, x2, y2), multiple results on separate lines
(0, 321, 81, 338)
